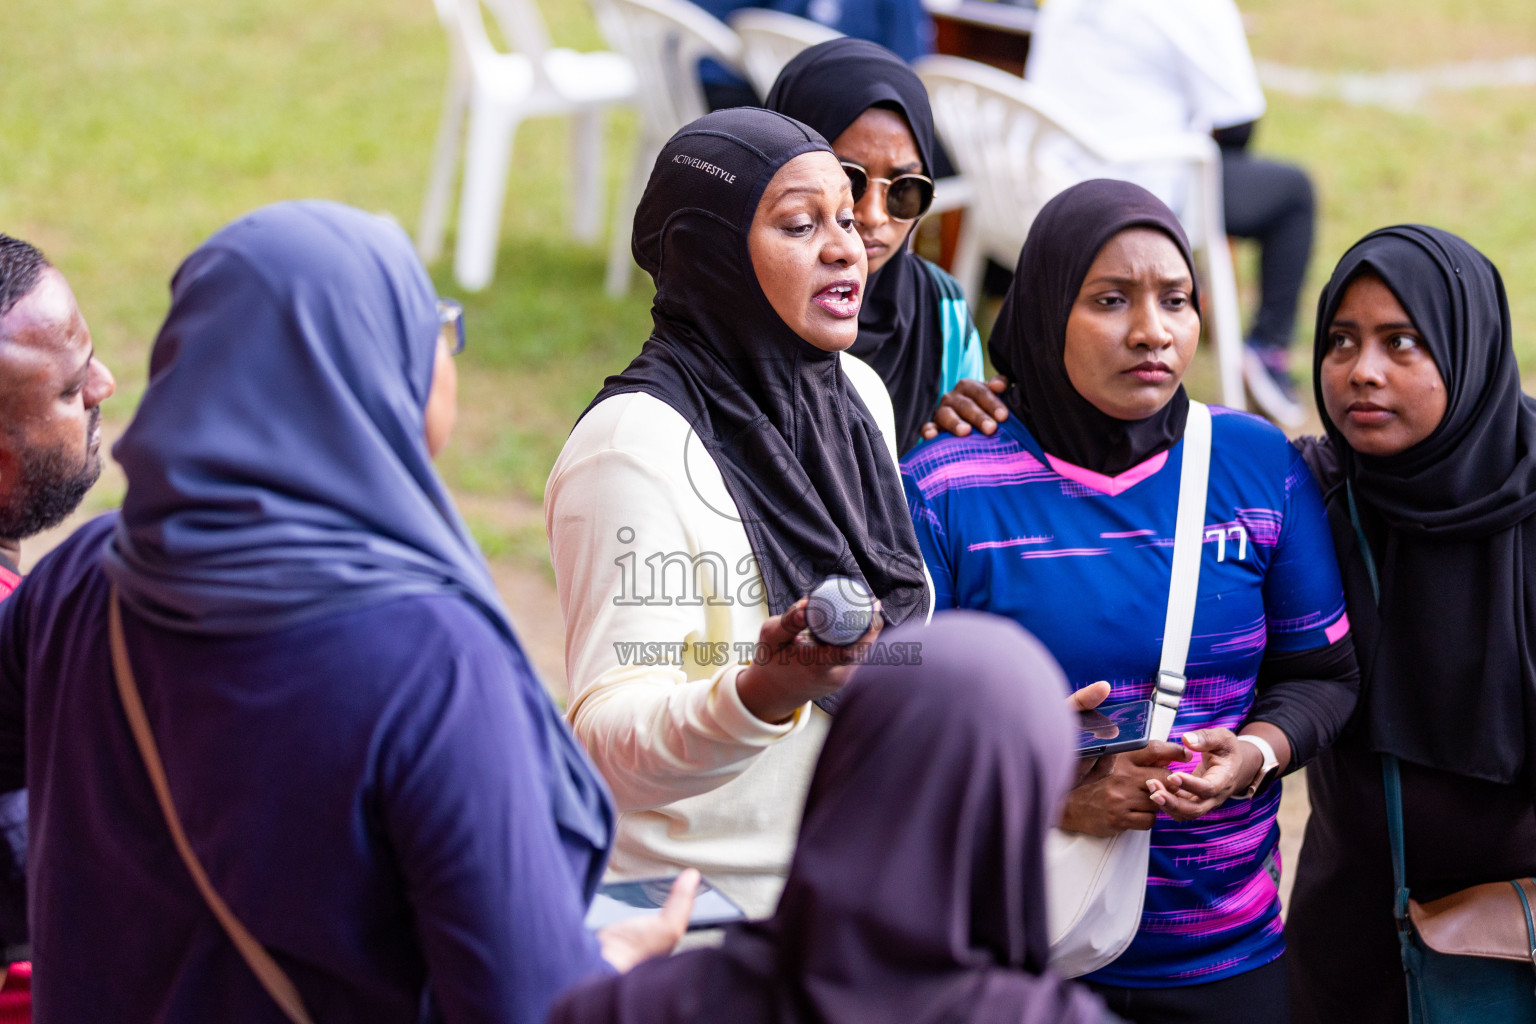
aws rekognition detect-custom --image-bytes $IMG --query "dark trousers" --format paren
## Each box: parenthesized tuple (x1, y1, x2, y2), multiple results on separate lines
(1088, 955, 1289, 1024)
(1221, 150, 1315, 353)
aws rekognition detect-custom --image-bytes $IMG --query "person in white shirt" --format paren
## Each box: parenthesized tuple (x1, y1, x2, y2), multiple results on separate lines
(546, 108, 932, 918)
(1027, 0, 1315, 425)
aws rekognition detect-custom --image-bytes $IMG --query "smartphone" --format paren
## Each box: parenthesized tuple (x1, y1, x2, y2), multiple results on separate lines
(584, 876, 748, 932)
(1077, 698, 1155, 759)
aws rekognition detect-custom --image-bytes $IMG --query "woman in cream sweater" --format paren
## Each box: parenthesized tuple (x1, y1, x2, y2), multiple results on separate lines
(547, 108, 931, 917)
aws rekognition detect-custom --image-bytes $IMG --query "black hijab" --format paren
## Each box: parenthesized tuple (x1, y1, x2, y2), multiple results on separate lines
(989, 179, 1200, 476)
(549, 612, 1113, 1024)
(765, 38, 946, 455)
(584, 108, 928, 630)
(1313, 225, 1536, 788)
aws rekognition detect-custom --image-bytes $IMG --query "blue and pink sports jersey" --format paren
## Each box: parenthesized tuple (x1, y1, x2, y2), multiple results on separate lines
(901, 407, 1348, 987)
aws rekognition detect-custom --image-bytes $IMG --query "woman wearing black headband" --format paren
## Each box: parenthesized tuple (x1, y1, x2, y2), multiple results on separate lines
(1287, 227, 1536, 1024)
(546, 108, 930, 919)
(766, 39, 984, 456)
(902, 179, 1358, 1022)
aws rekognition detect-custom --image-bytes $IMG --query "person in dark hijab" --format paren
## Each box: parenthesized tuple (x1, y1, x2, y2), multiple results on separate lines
(901, 179, 1358, 1022)
(549, 611, 1118, 1024)
(547, 108, 931, 919)
(1287, 226, 1536, 1024)
(766, 38, 984, 455)
(0, 201, 689, 1022)
(988, 179, 1196, 477)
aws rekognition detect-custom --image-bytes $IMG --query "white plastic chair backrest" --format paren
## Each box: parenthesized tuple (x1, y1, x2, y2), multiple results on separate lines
(918, 56, 1094, 259)
(728, 8, 842, 98)
(436, 0, 555, 89)
(596, 0, 742, 133)
(431, 0, 474, 69)
(483, 0, 553, 60)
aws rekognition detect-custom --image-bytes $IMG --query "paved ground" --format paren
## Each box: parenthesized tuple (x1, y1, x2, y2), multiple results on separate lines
(1260, 55, 1536, 109)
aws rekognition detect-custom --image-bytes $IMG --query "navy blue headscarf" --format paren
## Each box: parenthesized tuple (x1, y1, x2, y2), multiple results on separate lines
(105, 200, 613, 863)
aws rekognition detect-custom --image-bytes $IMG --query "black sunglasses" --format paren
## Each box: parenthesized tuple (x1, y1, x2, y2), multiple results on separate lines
(436, 298, 466, 355)
(840, 161, 935, 222)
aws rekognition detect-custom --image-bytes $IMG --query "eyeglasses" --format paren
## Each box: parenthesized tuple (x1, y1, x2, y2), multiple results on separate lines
(840, 161, 935, 222)
(436, 298, 466, 355)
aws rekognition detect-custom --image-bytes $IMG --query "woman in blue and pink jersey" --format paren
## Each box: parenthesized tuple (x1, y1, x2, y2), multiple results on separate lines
(901, 179, 1359, 1024)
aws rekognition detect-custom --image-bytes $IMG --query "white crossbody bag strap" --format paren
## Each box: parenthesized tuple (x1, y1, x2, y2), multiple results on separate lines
(1046, 403, 1213, 978)
(1151, 401, 1211, 743)
(109, 588, 317, 1024)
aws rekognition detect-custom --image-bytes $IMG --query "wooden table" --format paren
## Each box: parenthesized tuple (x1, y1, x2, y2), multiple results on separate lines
(926, 0, 1035, 74)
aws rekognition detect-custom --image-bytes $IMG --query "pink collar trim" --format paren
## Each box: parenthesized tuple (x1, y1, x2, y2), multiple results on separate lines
(1043, 449, 1169, 496)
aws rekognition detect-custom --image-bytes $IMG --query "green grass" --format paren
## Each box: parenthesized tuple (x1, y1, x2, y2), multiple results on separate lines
(4, 0, 1536, 529)
(1244, 0, 1536, 369)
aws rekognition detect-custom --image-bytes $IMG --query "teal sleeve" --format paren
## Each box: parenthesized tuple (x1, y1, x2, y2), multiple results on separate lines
(943, 311, 984, 393)
(926, 261, 984, 395)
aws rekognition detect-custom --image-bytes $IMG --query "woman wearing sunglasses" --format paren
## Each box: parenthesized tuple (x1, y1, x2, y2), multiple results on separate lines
(766, 39, 984, 455)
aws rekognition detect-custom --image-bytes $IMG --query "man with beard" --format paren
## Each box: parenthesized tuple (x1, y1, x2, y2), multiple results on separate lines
(0, 235, 115, 585)
(0, 233, 116, 1017)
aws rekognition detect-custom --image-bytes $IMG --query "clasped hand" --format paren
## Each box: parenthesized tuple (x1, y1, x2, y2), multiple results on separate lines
(1059, 740, 1192, 837)
(1147, 728, 1263, 821)
(1061, 684, 1259, 834)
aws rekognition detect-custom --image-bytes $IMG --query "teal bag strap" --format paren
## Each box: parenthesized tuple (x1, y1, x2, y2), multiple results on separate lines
(1513, 879, 1536, 979)
(1383, 754, 1416, 971)
(1347, 485, 1419, 975)
(1345, 483, 1381, 604)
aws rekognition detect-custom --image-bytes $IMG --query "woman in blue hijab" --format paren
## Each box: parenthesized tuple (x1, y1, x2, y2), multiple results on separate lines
(0, 201, 670, 1022)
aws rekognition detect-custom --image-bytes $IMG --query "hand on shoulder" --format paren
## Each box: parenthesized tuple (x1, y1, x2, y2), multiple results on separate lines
(920, 376, 1009, 442)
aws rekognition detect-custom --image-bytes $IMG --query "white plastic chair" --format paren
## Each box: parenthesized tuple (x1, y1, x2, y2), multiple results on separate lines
(416, 0, 638, 292)
(591, 0, 743, 296)
(917, 54, 1246, 411)
(728, 8, 843, 99)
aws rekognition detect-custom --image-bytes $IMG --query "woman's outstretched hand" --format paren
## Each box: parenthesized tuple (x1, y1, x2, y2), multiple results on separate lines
(1146, 728, 1257, 821)
(735, 599, 883, 725)
(920, 376, 1010, 440)
(597, 870, 700, 973)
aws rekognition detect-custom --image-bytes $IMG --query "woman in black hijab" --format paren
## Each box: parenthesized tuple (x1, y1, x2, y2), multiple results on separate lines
(1287, 226, 1536, 1024)
(549, 612, 1117, 1024)
(547, 108, 930, 919)
(901, 179, 1358, 1022)
(766, 39, 984, 455)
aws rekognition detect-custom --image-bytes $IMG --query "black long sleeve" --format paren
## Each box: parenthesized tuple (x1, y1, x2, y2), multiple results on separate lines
(1248, 633, 1359, 771)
